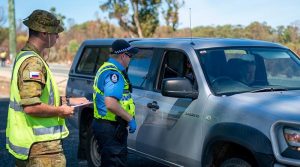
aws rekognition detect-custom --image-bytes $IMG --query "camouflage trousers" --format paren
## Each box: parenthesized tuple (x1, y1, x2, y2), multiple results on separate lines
(15, 140, 66, 167)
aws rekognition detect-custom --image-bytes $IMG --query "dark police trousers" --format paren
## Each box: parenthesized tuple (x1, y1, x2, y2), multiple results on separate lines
(92, 119, 128, 167)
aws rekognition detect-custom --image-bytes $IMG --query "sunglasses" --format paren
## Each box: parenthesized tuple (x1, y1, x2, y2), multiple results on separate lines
(124, 52, 133, 58)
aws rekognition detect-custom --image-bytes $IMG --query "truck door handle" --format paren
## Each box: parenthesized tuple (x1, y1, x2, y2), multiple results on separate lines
(147, 101, 159, 110)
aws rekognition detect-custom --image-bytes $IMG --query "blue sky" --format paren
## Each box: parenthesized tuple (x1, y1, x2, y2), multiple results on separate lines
(1, 0, 300, 28)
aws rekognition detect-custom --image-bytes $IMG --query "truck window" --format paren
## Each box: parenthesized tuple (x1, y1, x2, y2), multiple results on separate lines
(157, 50, 196, 90)
(76, 47, 110, 75)
(199, 47, 300, 96)
(127, 48, 153, 89)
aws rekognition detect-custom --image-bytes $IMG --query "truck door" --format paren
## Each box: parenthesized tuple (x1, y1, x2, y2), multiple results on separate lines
(132, 49, 202, 166)
(126, 48, 155, 148)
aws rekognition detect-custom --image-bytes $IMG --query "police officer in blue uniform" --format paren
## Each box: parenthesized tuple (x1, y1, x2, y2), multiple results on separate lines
(92, 39, 138, 166)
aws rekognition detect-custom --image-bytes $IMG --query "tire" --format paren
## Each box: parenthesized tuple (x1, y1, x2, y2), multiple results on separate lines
(220, 158, 251, 167)
(86, 129, 101, 167)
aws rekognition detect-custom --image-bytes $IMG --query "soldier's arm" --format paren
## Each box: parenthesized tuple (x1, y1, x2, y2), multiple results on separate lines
(18, 57, 46, 105)
(23, 103, 74, 118)
(19, 57, 74, 118)
(61, 96, 90, 106)
(69, 97, 90, 105)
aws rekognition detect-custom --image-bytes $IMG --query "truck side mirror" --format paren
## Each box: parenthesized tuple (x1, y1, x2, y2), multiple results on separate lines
(161, 78, 198, 99)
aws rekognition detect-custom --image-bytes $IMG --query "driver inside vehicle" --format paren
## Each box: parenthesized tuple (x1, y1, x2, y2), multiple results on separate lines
(225, 58, 256, 86)
(241, 61, 256, 85)
(184, 60, 198, 90)
(185, 60, 194, 81)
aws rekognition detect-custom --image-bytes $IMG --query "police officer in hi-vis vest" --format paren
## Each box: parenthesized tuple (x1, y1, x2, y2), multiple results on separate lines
(93, 39, 138, 166)
(6, 9, 89, 167)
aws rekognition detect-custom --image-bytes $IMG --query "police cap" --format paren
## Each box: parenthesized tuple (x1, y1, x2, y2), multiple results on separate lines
(111, 39, 139, 55)
(23, 9, 64, 33)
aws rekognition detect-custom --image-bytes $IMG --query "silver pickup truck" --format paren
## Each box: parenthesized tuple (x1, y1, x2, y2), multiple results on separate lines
(66, 38, 300, 167)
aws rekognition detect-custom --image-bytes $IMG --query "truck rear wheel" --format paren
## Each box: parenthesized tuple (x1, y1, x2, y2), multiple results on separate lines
(220, 158, 251, 167)
(87, 129, 101, 167)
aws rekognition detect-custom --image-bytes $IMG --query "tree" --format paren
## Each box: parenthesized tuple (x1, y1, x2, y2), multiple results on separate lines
(245, 22, 274, 41)
(281, 25, 299, 43)
(100, 0, 184, 38)
(0, 28, 8, 45)
(163, 0, 184, 31)
(0, 6, 8, 45)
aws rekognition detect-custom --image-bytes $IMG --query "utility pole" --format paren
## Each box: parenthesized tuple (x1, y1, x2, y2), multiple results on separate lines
(8, 0, 16, 61)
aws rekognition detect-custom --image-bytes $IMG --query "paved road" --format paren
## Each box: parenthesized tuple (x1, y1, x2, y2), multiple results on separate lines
(0, 98, 14, 166)
(0, 64, 168, 167)
(0, 64, 82, 166)
(0, 98, 87, 167)
(0, 95, 167, 166)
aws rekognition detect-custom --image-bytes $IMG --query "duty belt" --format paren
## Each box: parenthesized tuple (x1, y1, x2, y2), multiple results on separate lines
(94, 118, 118, 126)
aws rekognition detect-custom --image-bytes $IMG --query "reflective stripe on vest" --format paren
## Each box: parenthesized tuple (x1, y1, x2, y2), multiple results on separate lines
(9, 99, 23, 111)
(33, 125, 67, 136)
(49, 80, 54, 105)
(6, 137, 29, 157)
(120, 94, 131, 101)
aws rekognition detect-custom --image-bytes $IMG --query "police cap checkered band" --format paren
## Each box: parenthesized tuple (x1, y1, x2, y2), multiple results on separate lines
(111, 39, 138, 55)
(113, 46, 133, 54)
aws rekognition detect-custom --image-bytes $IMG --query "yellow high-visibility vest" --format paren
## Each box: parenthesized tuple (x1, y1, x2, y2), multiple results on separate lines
(93, 62, 135, 121)
(6, 51, 69, 160)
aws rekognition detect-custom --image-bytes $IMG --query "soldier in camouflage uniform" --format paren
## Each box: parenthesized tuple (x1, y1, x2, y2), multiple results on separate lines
(6, 9, 89, 167)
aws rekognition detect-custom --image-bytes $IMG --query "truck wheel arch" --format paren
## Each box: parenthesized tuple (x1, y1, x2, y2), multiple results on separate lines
(202, 123, 274, 166)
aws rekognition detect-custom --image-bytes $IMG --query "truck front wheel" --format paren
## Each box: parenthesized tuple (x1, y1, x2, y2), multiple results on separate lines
(220, 158, 251, 167)
(86, 129, 102, 167)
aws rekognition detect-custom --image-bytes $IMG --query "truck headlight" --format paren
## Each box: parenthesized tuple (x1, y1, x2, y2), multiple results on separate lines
(284, 127, 300, 151)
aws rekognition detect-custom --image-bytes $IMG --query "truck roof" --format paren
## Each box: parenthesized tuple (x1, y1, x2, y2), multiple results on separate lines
(82, 38, 287, 50)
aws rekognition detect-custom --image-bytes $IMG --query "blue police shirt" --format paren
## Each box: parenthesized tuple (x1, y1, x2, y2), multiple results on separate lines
(95, 58, 125, 116)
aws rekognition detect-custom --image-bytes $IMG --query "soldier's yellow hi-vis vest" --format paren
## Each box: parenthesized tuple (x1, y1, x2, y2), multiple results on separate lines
(6, 51, 69, 160)
(93, 62, 135, 121)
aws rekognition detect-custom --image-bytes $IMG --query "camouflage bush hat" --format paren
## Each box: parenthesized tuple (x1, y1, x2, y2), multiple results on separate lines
(23, 9, 64, 33)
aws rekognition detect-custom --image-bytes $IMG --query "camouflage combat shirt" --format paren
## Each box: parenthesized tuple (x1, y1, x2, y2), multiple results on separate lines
(18, 42, 47, 106)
